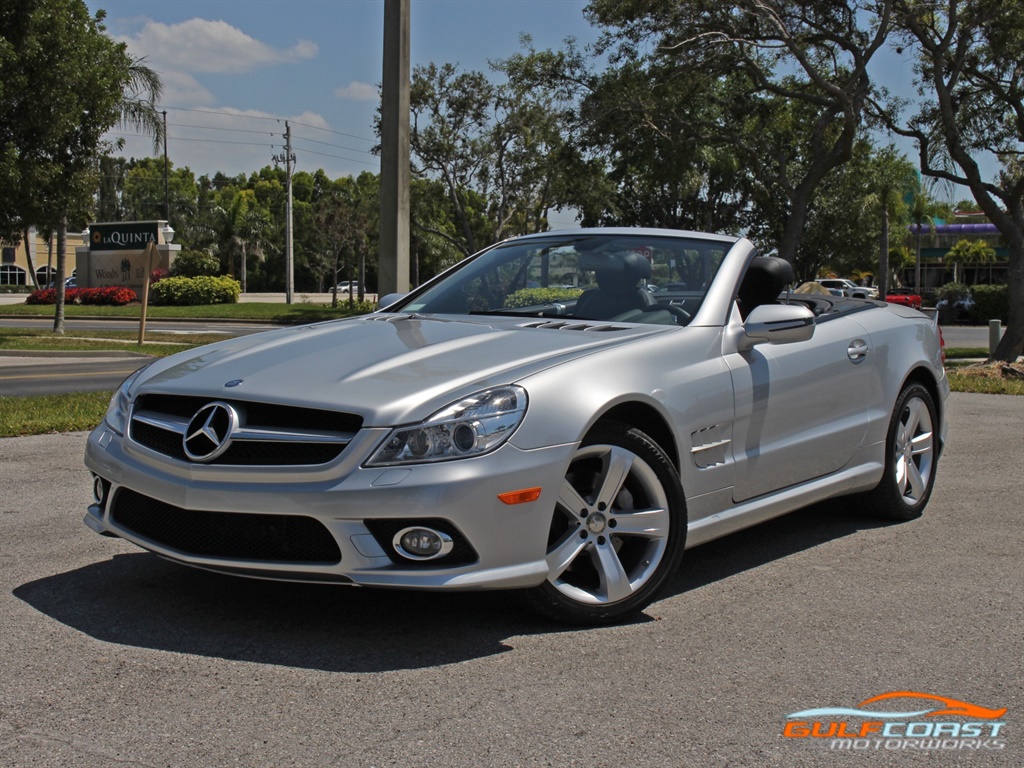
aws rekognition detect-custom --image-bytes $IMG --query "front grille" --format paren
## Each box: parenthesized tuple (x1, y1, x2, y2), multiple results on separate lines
(112, 488, 341, 564)
(364, 518, 478, 567)
(129, 394, 362, 466)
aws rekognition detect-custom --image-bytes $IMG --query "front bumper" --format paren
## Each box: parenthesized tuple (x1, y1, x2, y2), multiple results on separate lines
(84, 423, 576, 590)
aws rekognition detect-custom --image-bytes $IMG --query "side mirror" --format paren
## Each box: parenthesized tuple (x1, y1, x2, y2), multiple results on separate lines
(740, 304, 815, 350)
(377, 292, 406, 309)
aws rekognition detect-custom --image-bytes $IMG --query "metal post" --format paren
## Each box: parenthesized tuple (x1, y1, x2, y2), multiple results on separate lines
(138, 241, 157, 345)
(989, 319, 1002, 356)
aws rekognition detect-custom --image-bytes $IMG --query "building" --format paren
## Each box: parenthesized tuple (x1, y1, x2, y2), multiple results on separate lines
(1, 228, 88, 287)
(2, 222, 178, 291)
(905, 213, 1009, 291)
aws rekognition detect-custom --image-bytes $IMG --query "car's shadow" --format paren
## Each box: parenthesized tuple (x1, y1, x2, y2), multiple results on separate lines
(14, 499, 887, 673)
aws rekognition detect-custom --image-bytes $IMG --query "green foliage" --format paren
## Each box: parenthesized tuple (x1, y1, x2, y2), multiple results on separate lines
(936, 282, 971, 303)
(0, 0, 135, 238)
(970, 284, 1009, 324)
(504, 287, 583, 308)
(171, 249, 221, 277)
(150, 275, 241, 306)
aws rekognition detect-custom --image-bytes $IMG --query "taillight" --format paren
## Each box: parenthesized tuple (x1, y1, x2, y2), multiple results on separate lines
(939, 326, 946, 365)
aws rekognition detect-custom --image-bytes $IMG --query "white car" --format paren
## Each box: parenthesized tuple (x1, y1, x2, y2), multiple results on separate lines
(815, 278, 878, 299)
(85, 229, 948, 624)
(334, 281, 361, 294)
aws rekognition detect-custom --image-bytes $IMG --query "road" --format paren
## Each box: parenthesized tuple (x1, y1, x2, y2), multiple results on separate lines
(0, 355, 151, 396)
(0, 392, 1020, 767)
(0, 319, 277, 396)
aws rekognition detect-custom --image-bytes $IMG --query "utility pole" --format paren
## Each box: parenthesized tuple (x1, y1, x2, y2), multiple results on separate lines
(274, 122, 296, 303)
(378, 0, 411, 296)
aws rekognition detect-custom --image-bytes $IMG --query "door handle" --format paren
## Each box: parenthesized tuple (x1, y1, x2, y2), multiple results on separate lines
(848, 340, 869, 361)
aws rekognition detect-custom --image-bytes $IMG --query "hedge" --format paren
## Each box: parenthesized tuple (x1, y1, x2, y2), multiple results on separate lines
(504, 286, 584, 308)
(969, 284, 1009, 324)
(149, 275, 241, 306)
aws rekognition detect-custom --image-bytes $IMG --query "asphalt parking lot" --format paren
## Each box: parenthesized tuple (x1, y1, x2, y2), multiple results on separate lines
(1, 392, 1021, 767)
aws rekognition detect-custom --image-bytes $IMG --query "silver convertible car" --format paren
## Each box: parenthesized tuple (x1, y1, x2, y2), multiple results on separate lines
(84, 229, 948, 624)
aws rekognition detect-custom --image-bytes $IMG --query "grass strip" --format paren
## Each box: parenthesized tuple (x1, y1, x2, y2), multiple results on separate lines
(0, 391, 112, 437)
(944, 347, 990, 359)
(0, 327, 226, 356)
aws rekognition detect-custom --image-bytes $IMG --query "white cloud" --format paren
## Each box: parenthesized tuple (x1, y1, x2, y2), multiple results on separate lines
(121, 18, 318, 74)
(160, 71, 216, 106)
(334, 81, 378, 102)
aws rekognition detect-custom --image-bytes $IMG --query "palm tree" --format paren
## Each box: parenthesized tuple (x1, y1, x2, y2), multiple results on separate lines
(118, 57, 165, 152)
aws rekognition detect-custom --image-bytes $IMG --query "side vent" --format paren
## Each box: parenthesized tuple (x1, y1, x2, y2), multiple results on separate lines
(690, 425, 730, 469)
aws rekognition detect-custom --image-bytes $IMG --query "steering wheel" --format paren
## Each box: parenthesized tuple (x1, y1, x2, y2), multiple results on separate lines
(641, 303, 690, 325)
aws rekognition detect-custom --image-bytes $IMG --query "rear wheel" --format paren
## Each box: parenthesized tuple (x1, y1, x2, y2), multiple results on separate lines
(520, 421, 686, 625)
(862, 382, 938, 521)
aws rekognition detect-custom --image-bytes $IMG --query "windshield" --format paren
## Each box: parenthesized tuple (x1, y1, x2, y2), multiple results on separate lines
(393, 234, 731, 325)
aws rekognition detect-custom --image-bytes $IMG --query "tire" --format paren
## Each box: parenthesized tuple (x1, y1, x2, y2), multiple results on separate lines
(862, 383, 939, 521)
(519, 421, 687, 625)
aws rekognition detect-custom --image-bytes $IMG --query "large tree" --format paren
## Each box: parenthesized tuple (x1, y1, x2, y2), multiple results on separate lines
(407, 61, 575, 256)
(1, 0, 161, 332)
(875, 0, 1023, 361)
(584, 0, 895, 266)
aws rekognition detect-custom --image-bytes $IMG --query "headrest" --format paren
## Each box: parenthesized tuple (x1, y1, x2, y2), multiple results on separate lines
(580, 250, 653, 280)
(747, 256, 794, 287)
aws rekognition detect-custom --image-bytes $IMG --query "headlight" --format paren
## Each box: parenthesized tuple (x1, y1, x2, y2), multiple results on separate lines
(366, 385, 527, 466)
(104, 366, 148, 435)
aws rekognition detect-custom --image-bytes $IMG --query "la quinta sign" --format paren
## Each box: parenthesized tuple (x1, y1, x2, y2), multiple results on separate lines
(89, 222, 159, 251)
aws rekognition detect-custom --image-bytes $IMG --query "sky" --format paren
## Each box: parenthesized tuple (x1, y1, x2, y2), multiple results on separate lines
(86, 0, 603, 184)
(85, 0, 965, 209)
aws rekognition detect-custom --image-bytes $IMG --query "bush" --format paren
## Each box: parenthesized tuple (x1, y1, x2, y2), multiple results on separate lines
(150, 275, 241, 306)
(969, 284, 1009, 324)
(26, 286, 137, 306)
(171, 249, 221, 278)
(504, 286, 583, 308)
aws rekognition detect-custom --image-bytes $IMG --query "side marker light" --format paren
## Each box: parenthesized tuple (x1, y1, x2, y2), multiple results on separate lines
(498, 487, 542, 505)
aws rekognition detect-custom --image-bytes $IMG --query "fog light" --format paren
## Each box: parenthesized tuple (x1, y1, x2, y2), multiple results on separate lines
(92, 475, 109, 505)
(393, 527, 454, 561)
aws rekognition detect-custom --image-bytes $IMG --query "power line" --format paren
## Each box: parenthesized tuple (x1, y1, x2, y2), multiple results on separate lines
(108, 132, 275, 149)
(160, 105, 377, 144)
(291, 145, 380, 167)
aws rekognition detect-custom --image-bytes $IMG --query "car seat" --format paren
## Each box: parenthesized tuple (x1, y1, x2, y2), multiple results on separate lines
(574, 251, 656, 320)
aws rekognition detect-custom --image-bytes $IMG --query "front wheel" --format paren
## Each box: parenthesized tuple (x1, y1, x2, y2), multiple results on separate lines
(520, 421, 687, 625)
(861, 382, 939, 521)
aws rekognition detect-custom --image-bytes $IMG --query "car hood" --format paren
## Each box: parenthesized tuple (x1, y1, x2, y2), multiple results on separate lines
(135, 313, 672, 425)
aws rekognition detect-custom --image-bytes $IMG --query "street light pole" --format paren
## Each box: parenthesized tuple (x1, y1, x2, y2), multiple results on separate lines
(163, 110, 169, 221)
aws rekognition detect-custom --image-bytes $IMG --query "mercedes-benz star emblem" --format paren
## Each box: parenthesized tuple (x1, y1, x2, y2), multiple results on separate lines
(183, 402, 239, 462)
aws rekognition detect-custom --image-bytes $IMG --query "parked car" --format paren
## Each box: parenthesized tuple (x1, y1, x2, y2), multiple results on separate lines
(885, 288, 923, 309)
(85, 229, 948, 624)
(334, 281, 362, 294)
(815, 278, 878, 299)
(45, 276, 76, 289)
(936, 293, 974, 323)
